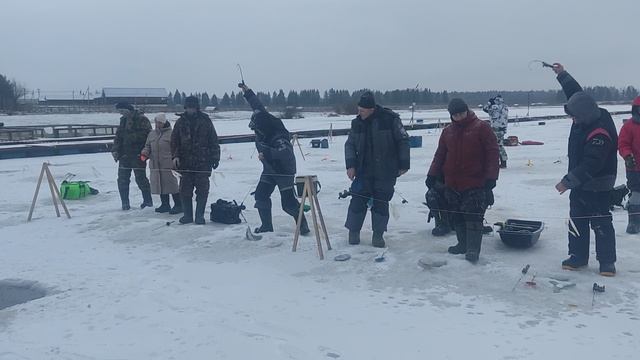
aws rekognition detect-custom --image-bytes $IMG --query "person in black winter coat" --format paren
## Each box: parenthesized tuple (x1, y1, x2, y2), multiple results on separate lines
(239, 83, 310, 235)
(171, 96, 221, 225)
(551, 63, 618, 277)
(344, 91, 410, 248)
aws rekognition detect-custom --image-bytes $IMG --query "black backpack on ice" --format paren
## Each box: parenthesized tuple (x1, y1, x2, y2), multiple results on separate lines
(210, 199, 246, 224)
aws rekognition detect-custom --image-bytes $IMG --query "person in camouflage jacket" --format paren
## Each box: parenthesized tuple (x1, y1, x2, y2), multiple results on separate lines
(112, 102, 152, 210)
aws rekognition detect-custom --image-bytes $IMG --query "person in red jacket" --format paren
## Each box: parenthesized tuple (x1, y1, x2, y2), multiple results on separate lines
(426, 98, 500, 262)
(618, 96, 640, 233)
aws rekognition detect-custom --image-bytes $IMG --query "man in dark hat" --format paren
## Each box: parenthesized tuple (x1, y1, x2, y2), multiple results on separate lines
(551, 63, 618, 276)
(344, 91, 410, 248)
(112, 102, 152, 210)
(426, 98, 499, 262)
(171, 95, 220, 224)
(238, 83, 310, 235)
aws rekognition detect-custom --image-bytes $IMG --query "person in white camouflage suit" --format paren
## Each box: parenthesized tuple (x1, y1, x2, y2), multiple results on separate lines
(483, 95, 509, 168)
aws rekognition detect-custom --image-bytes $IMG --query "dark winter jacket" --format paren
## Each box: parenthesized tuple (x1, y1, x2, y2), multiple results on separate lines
(557, 71, 617, 191)
(428, 111, 499, 192)
(112, 110, 152, 160)
(171, 111, 220, 174)
(345, 105, 410, 180)
(617, 96, 640, 171)
(243, 89, 296, 175)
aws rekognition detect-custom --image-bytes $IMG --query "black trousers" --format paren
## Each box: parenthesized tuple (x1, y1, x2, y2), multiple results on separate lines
(345, 177, 396, 233)
(568, 189, 616, 263)
(117, 156, 150, 192)
(254, 173, 300, 212)
(180, 172, 210, 202)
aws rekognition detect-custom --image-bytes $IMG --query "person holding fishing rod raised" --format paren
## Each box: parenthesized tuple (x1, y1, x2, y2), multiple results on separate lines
(238, 82, 310, 235)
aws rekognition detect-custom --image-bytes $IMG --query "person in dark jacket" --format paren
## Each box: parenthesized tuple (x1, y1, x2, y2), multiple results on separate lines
(551, 63, 618, 277)
(239, 83, 310, 235)
(617, 96, 640, 234)
(171, 96, 220, 225)
(344, 91, 410, 248)
(112, 102, 153, 210)
(427, 98, 500, 262)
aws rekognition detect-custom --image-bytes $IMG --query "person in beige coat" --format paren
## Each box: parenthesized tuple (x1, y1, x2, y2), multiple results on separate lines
(141, 114, 182, 214)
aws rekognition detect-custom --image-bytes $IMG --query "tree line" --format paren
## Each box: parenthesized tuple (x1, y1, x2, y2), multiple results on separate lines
(0, 74, 27, 112)
(172, 85, 639, 113)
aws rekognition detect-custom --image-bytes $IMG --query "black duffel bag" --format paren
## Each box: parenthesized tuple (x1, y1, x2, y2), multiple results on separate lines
(210, 199, 246, 224)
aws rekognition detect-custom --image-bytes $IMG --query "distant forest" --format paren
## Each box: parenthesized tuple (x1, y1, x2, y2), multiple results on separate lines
(172, 85, 639, 113)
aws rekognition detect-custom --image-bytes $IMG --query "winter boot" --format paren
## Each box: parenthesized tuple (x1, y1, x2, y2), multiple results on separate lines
(283, 207, 310, 235)
(169, 193, 182, 214)
(626, 205, 640, 234)
(255, 208, 274, 233)
(448, 223, 467, 254)
(561, 255, 588, 270)
(140, 190, 153, 209)
(372, 231, 386, 248)
(465, 222, 483, 263)
(599, 262, 616, 277)
(118, 186, 130, 211)
(194, 199, 206, 225)
(179, 198, 193, 224)
(155, 194, 171, 213)
(348, 231, 360, 245)
(500, 159, 507, 169)
(431, 212, 451, 237)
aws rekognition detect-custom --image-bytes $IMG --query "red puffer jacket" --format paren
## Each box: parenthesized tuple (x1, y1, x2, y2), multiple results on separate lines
(618, 96, 640, 171)
(428, 111, 500, 192)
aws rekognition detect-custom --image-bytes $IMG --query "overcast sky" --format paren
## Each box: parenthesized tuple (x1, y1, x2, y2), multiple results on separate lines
(1, 0, 637, 98)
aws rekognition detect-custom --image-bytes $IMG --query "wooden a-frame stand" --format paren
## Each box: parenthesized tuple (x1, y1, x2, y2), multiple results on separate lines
(27, 162, 71, 221)
(292, 175, 331, 259)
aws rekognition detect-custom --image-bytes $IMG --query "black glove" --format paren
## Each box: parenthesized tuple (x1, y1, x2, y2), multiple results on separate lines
(425, 175, 438, 189)
(212, 161, 219, 170)
(625, 155, 636, 169)
(484, 179, 497, 190)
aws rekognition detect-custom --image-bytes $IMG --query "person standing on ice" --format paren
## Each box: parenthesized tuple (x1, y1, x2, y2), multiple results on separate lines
(344, 91, 410, 248)
(171, 96, 220, 225)
(551, 63, 618, 277)
(426, 98, 499, 262)
(483, 94, 509, 168)
(111, 102, 153, 210)
(617, 96, 640, 234)
(238, 83, 310, 235)
(141, 113, 182, 214)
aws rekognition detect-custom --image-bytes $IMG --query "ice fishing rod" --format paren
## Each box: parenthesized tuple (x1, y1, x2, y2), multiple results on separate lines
(237, 63, 246, 86)
(528, 59, 555, 70)
(511, 264, 531, 291)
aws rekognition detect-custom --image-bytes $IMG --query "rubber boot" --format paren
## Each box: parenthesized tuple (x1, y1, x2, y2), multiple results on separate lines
(155, 194, 171, 213)
(255, 208, 274, 233)
(169, 193, 182, 214)
(465, 222, 483, 263)
(448, 222, 467, 254)
(626, 205, 640, 234)
(284, 207, 310, 235)
(372, 231, 386, 248)
(194, 199, 206, 225)
(431, 212, 451, 237)
(179, 197, 193, 224)
(119, 186, 130, 211)
(140, 190, 153, 209)
(348, 231, 360, 245)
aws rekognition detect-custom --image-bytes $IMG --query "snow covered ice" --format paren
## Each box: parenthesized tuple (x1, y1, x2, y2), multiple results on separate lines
(1, 110, 639, 359)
